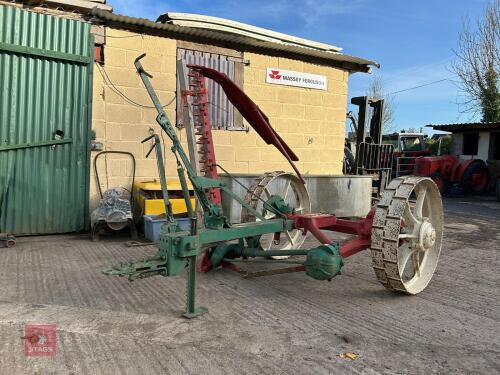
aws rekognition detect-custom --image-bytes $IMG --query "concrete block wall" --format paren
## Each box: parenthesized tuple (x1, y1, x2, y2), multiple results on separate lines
(90, 27, 181, 209)
(90, 27, 349, 210)
(235, 53, 348, 175)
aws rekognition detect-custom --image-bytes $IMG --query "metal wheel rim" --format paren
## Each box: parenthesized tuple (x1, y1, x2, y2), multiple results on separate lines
(398, 179, 443, 292)
(243, 172, 311, 259)
(371, 176, 443, 294)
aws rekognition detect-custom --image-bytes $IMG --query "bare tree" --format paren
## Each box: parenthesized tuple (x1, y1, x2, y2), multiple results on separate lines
(452, 0, 500, 122)
(367, 75, 396, 133)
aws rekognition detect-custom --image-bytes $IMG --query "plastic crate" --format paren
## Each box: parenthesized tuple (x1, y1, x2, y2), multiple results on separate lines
(143, 215, 191, 242)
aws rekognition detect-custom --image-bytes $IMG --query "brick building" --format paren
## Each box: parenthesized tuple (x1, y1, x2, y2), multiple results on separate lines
(88, 8, 377, 209)
(0, 1, 377, 233)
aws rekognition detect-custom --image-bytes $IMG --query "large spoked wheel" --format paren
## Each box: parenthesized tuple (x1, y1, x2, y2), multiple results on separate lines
(371, 176, 443, 294)
(242, 171, 311, 259)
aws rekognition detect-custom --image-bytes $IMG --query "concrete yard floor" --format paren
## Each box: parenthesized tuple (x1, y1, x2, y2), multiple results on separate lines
(0, 197, 499, 374)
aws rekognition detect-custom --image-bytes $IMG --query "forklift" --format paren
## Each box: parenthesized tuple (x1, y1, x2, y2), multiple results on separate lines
(344, 96, 394, 198)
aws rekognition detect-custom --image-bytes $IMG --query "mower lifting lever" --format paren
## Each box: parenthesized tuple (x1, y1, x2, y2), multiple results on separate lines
(134, 53, 153, 78)
(141, 133, 176, 228)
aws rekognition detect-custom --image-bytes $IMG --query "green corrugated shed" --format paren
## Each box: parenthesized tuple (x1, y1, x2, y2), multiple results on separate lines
(0, 5, 93, 234)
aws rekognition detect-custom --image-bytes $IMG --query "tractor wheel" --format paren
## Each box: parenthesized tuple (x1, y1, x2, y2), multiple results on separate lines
(371, 176, 443, 294)
(496, 179, 500, 202)
(242, 171, 311, 259)
(430, 172, 448, 195)
(461, 161, 489, 194)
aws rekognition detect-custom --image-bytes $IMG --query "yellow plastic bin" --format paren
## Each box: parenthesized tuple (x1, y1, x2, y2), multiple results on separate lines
(133, 180, 196, 217)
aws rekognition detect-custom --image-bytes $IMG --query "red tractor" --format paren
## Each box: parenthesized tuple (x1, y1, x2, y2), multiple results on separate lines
(382, 132, 431, 177)
(414, 155, 489, 194)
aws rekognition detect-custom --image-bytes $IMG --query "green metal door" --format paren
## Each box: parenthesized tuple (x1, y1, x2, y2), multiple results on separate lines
(0, 5, 93, 234)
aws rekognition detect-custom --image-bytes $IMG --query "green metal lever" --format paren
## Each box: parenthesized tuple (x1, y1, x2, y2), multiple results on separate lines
(142, 133, 177, 229)
(134, 53, 153, 78)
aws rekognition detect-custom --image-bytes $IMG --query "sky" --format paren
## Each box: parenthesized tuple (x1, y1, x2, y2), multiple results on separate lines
(108, 0, 491, 134)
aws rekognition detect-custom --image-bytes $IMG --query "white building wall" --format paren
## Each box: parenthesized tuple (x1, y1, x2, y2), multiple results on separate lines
(452, 133, 462, 155)
(457, 131, 490, 161)
(477, 132, 490, 161)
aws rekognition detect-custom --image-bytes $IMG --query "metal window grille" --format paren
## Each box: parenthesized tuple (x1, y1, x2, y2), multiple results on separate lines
(177, 48, 243, 130)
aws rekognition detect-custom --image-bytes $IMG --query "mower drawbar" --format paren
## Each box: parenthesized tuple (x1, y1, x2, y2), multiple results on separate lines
(210, 243, 343, 281)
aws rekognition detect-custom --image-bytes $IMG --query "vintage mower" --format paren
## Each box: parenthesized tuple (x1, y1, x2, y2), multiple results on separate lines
(104, 54, 444, 318)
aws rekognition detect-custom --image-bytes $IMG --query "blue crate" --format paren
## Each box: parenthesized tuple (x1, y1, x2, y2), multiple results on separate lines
(143, 215, 191, 242)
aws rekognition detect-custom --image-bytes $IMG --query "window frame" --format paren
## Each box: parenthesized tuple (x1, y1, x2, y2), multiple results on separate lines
(176, 41, 245, 131)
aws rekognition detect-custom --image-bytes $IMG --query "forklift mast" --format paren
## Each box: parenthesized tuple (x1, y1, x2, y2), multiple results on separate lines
(348, 96, 393, 197)
(350, 95, 384, 149)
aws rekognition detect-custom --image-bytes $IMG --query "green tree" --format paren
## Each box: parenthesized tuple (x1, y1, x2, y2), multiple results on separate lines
(425, 135, 453, 155)
(452, 0, 500, 122)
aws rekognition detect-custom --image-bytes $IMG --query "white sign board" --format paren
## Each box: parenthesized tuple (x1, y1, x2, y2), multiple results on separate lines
(266, 68, 327, 91)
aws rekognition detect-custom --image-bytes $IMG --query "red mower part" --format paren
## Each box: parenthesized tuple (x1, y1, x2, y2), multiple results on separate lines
(186, 64, 304, 184)
(461, 161, 489, 194)
(196, 250, 213, 273)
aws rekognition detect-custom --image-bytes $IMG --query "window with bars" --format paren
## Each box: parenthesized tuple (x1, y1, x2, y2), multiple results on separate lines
(176, 48, 244, 130)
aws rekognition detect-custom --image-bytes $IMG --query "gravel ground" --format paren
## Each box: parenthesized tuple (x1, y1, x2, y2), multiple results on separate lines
(0, 197, 499, 374)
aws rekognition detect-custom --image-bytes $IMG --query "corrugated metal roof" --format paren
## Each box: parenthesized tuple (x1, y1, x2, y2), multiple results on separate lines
(427, 122, 500, 132)
(158, 12, 343, 52)
(90, 8, 378, 72)
(35, 0, 112, 12)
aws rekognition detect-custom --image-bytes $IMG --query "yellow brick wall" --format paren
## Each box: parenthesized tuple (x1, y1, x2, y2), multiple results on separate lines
(229, 53, 348, 175)
(90, 28, 349, 209)
(90, 28, 181, 209)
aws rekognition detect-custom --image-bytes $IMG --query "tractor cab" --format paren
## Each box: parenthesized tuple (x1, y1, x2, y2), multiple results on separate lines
(382, 132, 430, 176)
(383, 132, 426, 153)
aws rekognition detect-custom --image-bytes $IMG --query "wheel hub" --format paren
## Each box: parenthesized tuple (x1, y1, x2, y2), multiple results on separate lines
(418, 219, 436, 251)
(241, 171, 311, 258)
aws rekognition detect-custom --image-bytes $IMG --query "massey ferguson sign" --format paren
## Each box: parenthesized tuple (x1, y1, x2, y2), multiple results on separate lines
(266, 68, 327, 90)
